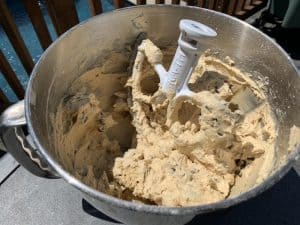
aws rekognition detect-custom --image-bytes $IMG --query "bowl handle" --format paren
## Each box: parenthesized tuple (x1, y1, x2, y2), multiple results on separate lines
(0, 100, 59, 178)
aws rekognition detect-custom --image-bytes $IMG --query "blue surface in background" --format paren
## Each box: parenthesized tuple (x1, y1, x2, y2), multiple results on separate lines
(0, 0, 118, 102)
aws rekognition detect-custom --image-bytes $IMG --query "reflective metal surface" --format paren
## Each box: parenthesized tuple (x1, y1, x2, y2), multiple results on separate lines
(0, 100, 26, 128)
(3, 5, 300, 225)
(0, 101, 57, 178)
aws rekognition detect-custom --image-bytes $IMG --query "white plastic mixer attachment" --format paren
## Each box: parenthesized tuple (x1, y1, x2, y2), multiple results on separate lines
(155, 19, 217, 98)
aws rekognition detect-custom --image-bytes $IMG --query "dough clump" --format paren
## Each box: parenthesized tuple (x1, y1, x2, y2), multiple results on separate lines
(53, 40, 277, 207)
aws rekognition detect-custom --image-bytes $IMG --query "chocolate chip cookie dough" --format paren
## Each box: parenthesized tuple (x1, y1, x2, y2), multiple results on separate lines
(53, 40, 277, 207)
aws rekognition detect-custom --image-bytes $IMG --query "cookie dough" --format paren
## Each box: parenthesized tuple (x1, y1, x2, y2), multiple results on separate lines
(53, 40, 277, 207)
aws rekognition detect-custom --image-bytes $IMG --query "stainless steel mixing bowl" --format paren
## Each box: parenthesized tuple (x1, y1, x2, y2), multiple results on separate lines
(1, 5, 299, 225)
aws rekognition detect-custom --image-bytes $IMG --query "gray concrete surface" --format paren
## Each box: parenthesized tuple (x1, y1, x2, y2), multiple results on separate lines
(0, 167, 116, 225)
(0, 154, 18, 183)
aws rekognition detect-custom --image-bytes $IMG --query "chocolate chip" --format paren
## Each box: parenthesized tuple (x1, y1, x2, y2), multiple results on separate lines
(76, 166, 88, 176)
(235, 159, 246, 169)
(229, 103, 239, 112)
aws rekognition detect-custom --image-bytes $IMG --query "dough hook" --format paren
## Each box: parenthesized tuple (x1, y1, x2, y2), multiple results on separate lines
(154, 19, 217, 98)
